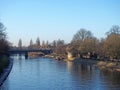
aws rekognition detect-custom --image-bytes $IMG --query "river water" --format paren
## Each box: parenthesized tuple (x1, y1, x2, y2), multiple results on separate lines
(0, 55, 120, 90)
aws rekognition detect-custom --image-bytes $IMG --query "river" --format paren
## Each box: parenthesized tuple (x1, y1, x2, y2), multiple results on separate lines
(0, 55, 120, 90)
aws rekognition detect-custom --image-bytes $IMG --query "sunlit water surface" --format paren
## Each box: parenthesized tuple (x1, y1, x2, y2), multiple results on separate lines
(1, 55, 120, 90)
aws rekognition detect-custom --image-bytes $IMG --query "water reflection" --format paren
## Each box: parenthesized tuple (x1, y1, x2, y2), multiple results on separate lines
(67, 61, 100, 90)
(67, 61, 94, 77)
(100, 70, 120, 90)
(67, 61, 120, 90)
(1, 57, 120, 90)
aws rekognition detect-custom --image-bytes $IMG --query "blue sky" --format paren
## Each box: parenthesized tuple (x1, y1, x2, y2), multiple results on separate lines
(0, 0, 120, 46)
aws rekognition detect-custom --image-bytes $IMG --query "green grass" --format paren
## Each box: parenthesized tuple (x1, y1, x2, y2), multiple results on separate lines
(0, 55, 9, 74)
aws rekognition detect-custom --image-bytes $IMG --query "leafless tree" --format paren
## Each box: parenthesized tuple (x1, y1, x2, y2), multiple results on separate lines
(30, 39, 33, 46)
(72, 28, 93, 42)
(106, 25, 120, 36)
(36, 37, 40, 46)
(18, 39, 22, 49)
(45, 40, 49, 48)
(42, 40, 45, 48)
(0, 22, 9, 54)
(0, 22, 6, 40)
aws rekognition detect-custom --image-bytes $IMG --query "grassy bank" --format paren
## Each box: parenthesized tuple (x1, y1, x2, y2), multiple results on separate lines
(0, 56, 9, 74)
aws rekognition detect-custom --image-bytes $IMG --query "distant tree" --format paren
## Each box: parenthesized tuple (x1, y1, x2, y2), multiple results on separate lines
(36, 37, 40, 46)
(30, 39, 33, 47)
(96, 38, 105, 59)
(42, 40, 45, 48)
(79, 37, 98, 53)
(0, 39, 9, 54)
(72, 28, 93, 42)
(70, 29, 94, 57)
(104, 34, 120, 60)
(0, 22, 6, 39)
(18, 39, 22, 49)
(55, 39, 66, 55)
(0, 22, 9, 54)
(57, 39, 64, 47)
(51, 40, 57, 53)
(106, 25, 120, 36)
(53, 40, 57, 48)
(103, 25, 120, 60)
(29, 39, 33, 49)
(45, 40, 49, 48)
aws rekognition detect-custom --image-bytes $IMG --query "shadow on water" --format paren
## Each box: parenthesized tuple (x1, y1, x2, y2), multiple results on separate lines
(67, 61, 120, 90)
(100, 70, 120, 90)
(67, 61, 97, 78)
(67, 61, 99, 90)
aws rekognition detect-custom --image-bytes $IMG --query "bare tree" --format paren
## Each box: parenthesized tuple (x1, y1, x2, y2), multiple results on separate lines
(36, 37, 40, 46)
(53, 40, 57, 48)
(0, 22, 6, 39)
(45, 40, 49, 48)
(104, 34, 120, 60)
(104, 25, 120, 60)
(55, 39, 66, 55)
(70, 29, 94, 58)
(29, 39, 33, 49)
(72, 28, 93, 42)
(79, 37, 98, 53)
(0, 22, 9, 54)
(18, 39, 22, 49)
(51, 40, 57, 53)
(0, 38, 9, 54)
(106, 25, 120, 36)
(96, 38, 105, 59)
(42, 40, 45, 48)
(30, 39, 33, 47)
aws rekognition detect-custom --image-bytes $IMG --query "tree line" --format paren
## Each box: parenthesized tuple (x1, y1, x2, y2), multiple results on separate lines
(12, 24, 120, 61)
(68, 25, 120, 61)
(17, 37, 50, 49)
(0, 22, 9, 56)
(17, 37, 66, 55)
(0, 22, 10, 74)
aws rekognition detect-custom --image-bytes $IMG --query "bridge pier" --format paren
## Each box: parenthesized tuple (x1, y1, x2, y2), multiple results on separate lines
(25, 52, 28, 59)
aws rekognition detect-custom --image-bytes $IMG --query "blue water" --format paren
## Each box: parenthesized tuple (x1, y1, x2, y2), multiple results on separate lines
(1, 56, 120, 90)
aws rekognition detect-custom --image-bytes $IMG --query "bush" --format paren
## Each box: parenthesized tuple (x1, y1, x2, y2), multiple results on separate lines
(0, 55, 9, 74)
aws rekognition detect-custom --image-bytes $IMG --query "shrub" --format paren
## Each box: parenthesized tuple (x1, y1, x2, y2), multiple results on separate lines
(0, 56, 9, 74)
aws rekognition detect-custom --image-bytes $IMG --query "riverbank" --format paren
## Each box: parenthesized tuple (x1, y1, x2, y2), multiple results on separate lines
(45, 54, 120, 72)
(0, 56, 9, 74)
(44, 53, 67, 61)
(0, 58, 13, 86)
(95, 61, 120, 72)
(68, 58, 120, 72)
(69, 58, 99, 64)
